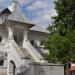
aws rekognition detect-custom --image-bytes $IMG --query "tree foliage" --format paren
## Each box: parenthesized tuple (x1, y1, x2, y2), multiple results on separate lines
(44, 0, 75, 63)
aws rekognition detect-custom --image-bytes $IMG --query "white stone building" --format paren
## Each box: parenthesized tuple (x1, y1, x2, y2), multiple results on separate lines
(0, 0, 50, 75)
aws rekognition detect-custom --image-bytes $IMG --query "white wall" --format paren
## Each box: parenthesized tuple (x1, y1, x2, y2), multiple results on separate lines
(5, 39, 28, 75)
(22, 63, 64, 75)
(28, 31, 47, 46)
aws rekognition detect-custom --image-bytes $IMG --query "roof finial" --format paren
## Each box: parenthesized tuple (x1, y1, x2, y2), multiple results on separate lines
(12, 0, 19, 7)
(8, 0, 19, 12)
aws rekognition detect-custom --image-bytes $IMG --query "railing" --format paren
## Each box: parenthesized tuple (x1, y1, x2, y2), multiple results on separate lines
(23, 41, 43, 62)
(5, 38, 24, 58)
(0, 67, 7, 75)
(33, 44, 45, 55)
(11, 40, 24, 58)
(32, 42, 49, 54)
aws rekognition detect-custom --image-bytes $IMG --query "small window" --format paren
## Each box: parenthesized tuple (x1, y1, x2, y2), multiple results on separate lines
(31, 40, 34, 45)
(13, 36, 17, 43)
(40, 41, 44, 46)
(0, 37, 2, 42)
(0, 60, 4, 66)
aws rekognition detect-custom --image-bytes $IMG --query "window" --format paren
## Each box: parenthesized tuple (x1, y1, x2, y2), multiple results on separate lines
(0, 60, 4, 66)
(39, 41, 44, 48)
(9, 61, 16, 75)
(13, 36, 17, 43)
(0, 37, 2, 42)
(31, 40, 34, 45)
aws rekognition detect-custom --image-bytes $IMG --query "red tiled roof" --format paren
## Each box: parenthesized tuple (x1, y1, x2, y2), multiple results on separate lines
(70, 66, 75, 71)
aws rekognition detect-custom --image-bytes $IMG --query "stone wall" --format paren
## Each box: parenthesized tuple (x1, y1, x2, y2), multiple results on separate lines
(23, 63, 64, 75)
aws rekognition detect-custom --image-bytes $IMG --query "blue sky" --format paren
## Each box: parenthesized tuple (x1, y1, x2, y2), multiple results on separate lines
(0, 0, 57, 27)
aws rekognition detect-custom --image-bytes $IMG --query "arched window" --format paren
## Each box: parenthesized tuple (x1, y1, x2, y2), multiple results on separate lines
(9, 61, 16, 75)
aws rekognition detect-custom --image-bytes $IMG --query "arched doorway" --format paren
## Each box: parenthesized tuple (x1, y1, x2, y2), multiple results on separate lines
(9, 61, 16, 75)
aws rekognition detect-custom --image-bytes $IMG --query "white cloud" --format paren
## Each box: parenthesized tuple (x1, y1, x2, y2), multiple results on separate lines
(42, 10, 51, 20)
(0, 0, 6, 3)
(17, 0, 56, 27)
(27, 0, 49, 10)
(43, 14, 51, 20)
(18, 0, 26, 4)
(0, 0, 5, 2)
(51, 10, 57, 16)
(25, 0, 56, 26)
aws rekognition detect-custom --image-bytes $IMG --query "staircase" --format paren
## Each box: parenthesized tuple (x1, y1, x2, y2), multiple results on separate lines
(5, 39, 29, 74)
(23, 41, 44, 63)
(0, 39, 45, 75)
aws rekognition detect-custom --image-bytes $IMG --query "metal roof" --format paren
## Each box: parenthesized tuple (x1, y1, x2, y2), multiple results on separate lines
(30, 25, 49, 33)
(8, 5, 31, 24)
(0, 6, 34, 27)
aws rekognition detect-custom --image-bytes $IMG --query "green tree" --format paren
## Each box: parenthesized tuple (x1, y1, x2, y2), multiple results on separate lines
(44, 0, 75, 63)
